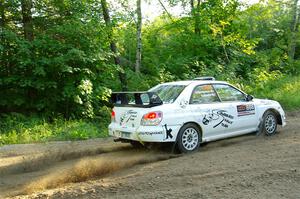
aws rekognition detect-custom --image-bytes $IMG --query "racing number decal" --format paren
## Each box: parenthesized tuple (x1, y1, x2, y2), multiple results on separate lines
(202, 110, 234, 128)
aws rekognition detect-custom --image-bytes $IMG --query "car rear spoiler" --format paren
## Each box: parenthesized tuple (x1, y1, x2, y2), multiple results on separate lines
(110, 92, 163, 107)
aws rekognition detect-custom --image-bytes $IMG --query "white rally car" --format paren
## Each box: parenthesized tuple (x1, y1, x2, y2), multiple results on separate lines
(108, 77, 286, 153)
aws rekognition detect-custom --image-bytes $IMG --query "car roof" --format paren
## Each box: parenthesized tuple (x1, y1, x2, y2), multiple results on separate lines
(160, 80, 228, 86)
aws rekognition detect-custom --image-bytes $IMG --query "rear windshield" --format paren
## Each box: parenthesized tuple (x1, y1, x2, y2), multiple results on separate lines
(149, 85, 186, 104)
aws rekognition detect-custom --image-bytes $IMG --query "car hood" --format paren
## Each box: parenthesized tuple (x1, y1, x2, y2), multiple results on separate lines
(253, 98, 281, 106)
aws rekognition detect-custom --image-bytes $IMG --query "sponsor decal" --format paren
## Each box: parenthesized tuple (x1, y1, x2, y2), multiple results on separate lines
(120, 110, 137, 126)
(163, 124, 173, 140)
(202, 110, 234, 128)
(151, 94, 158, 100)
(237, 104, 255, 117)
(138, 131, 163, 136)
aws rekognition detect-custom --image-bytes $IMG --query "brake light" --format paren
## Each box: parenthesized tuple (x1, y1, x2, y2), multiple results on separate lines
(111, 110, 116, 122)
(145, 112, 158, 119)
(141, 111, 163, 126)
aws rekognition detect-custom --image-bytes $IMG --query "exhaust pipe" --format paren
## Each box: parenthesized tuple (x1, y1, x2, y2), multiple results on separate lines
(114, 138, 123, 142)
(114, 138, 131, 143)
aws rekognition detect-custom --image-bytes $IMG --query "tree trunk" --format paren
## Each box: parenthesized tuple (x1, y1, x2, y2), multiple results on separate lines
(195, 0, 201, 35)
(21, 0, 34, 41)
(190, 0, 194, 14)
(289, 0, 299, 60)
(0, 0, 6, 76)
(158, 0, 174, 21)
(0, 1, 5, 29)
(21, 0, 36, 107)
(191, 0, 201, 35)
(100, 0, 127, 91)
(221, 33, 230, 63)
(135, 0, 142, 73)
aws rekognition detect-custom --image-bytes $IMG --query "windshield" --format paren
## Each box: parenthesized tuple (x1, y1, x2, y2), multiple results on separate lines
(149, 85, 186, 104)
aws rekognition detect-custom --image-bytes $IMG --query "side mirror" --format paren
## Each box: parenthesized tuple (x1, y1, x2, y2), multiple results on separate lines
(245, 94, 254, 101)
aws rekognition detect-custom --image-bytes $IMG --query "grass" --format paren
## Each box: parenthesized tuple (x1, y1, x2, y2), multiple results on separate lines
(0, 113, 109, 146)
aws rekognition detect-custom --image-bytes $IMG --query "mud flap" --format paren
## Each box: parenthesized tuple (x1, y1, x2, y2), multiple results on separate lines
(256, 117, 264, 136)
(134, 131, 145, 146)
(171, 139, 178, 154)
(171, 129, 181, 154)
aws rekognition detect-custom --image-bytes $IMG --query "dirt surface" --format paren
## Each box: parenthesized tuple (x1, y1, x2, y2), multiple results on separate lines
(0, 113, 299, 199)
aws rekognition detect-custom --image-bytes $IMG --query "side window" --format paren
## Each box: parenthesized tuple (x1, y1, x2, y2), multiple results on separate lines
(190, 84, 220, 104)
(214, 84, 245, 102)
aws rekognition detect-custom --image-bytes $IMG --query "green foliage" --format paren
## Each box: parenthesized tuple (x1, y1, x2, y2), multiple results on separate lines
(0, 0, 300, 145)
(1, 0, 299, 118)
(0, 1, 116, 118)
(245, 74, 300, 110)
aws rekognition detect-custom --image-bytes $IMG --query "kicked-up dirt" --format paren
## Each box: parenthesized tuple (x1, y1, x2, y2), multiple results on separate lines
(0, 112, 299, 199)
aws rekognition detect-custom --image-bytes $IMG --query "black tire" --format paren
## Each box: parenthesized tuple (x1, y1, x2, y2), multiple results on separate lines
(262, 110, 278, 136)
(130, 140, 144, 148)
(177, 123, 201, 153)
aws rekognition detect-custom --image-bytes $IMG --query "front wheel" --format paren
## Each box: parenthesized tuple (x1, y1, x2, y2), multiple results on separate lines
(177, 124, 201, 153)
(262, 111, 278, 136)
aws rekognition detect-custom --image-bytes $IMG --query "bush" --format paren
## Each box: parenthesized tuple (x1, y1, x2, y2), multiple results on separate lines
(244, 74, 300, 110)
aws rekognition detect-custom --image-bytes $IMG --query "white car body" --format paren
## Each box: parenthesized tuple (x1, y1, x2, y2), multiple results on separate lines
(108, 79, 286, 145)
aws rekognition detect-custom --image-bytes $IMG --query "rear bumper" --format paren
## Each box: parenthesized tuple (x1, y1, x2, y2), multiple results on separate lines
(108, 123, 180, 142)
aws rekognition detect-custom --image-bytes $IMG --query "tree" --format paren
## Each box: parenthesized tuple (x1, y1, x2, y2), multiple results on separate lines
(158, 0, 174, 20)
(21, 0, 34, 41)
(191, 0, 201, 34)
(0, 0, 5, 80)
(1, 0, 300, 118)
(100, 0, 127, 90)
(0, 0, 5, 28)
(135, 0, 142, 73)
(289, 0, 299, 60)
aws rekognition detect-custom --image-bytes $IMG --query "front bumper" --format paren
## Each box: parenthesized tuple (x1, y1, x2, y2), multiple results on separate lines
(108, 123, 180, 142)
(277, 106, 287, 127)
(281, 113, 287, 127)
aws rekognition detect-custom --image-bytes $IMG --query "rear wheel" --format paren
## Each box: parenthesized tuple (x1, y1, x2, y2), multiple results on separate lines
(262, 111, 278, 136)
(177, 123, 201, 153)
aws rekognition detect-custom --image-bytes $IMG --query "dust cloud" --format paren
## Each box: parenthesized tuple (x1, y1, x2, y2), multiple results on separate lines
(0, 145, 131, 176)
(22, 150, 174, 194)
(0, 140, 177, 198)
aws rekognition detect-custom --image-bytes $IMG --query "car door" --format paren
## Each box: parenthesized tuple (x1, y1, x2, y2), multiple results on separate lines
(188, 84, 236, 138)
(213, 84, 258, 132)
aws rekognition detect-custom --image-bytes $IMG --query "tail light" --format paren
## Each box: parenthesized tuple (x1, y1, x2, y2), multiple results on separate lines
(141, 111, 163, 126)
(111, 110, 116, 122)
